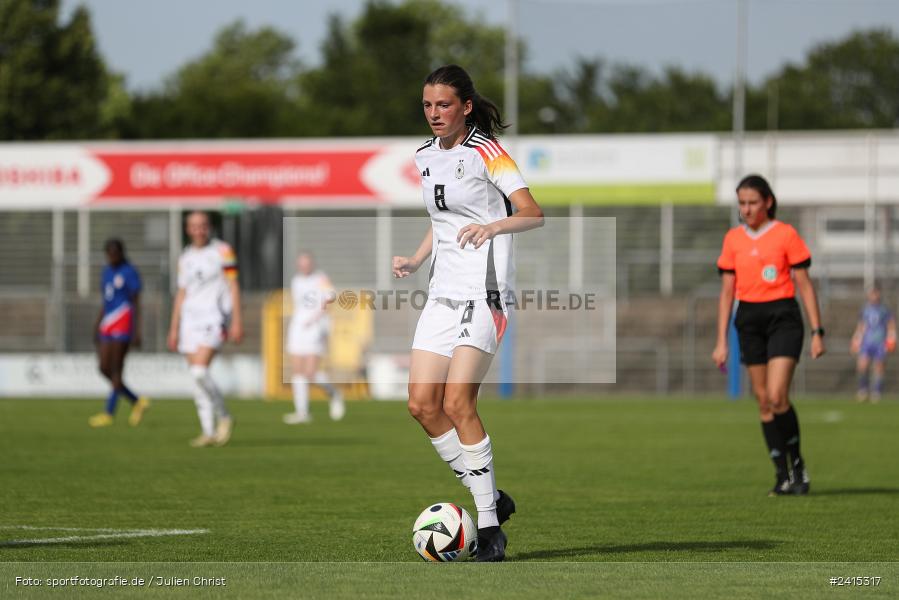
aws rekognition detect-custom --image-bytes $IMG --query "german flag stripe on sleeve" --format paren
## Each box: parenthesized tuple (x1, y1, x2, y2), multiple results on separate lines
(465, 133, 518, 175)
(219, 242, 238, 280)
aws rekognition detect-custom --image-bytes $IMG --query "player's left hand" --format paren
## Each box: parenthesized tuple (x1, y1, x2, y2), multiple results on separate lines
(132, 332, 142, 349)
(228, 322, 244, 345)
(457, 223, 497, 249)
(392, 256, 420, 278)
(810, 335, 825, 359)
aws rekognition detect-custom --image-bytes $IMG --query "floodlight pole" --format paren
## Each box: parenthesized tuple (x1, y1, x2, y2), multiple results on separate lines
(505, 0, 519, 139)
(728, 0, 748, 399)
(732, 0, 746, 200)
(865, 135, 877, 290)
(499, 0, 519, 400)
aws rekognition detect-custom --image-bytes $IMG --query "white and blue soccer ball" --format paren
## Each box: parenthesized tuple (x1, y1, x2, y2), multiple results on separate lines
(412, 502, 477, 562)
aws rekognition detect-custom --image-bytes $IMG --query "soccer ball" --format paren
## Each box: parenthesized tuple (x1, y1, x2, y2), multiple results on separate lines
(412, 502, 477, 562)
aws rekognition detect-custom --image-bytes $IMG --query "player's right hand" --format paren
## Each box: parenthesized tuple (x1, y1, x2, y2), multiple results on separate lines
(810, 335, 826, 359)
(392, 256, 419, 279)
(850, 337, 861, 355)
(166, 330, 178, 352)
(711, 343, 728, 370)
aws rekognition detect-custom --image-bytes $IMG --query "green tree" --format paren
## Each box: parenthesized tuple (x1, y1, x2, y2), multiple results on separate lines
(553, 59, 730, 133)
(123, 21, 303, 139)
(98, 73, 133, 137)
(553, 58, 609, 133)
(0, 0, 109, 140)
(749, 29, 899, 130)
(301, 0, 560, 136)
(299, 5, 431, 136)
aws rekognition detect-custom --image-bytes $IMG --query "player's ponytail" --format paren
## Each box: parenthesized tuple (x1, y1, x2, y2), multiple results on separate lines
(469, 92, 507, 140)
(424, 65, 508, 140)
(737, 174, 777, 219)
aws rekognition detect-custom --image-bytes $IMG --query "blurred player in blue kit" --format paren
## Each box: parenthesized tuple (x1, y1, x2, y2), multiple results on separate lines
(851, 284, 896, 403)
(89, 239, 150, 427)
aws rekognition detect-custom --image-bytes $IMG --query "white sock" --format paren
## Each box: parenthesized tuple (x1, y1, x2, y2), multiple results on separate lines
(191, 365, 228, 419)
(314, 371, 336, 397)
(459, 434, 499, 529)
(292, 375, 310, 416)
(203, 372, 229, 419)
(189, 365, 215, 437)
(430, 429, 470, 490)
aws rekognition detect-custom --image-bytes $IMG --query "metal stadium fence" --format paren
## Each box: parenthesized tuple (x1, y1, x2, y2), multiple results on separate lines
(2, 203, 897, 395)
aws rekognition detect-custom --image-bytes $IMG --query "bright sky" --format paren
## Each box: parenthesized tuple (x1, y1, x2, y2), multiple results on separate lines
(60, 0, 899, 91)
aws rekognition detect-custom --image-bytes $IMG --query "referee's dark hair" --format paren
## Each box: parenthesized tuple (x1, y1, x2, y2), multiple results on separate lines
(737, 174, 777, 219)
(424, 65, 508, 139)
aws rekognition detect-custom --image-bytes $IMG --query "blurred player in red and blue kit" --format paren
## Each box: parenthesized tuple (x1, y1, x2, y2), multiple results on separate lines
(89, 239, 150, 427)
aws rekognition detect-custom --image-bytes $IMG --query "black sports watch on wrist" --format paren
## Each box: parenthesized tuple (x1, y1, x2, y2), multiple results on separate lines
(811, 327, 825, 337)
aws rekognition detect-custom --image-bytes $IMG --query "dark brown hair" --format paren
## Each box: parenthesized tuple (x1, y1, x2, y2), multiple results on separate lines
(737, 174, 777, 219)
(424, 65, 507, 139)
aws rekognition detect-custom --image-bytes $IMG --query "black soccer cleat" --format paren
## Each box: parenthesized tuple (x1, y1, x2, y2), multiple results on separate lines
(768, 477, 793, 497)
(496, 490, 516, 525)
(475, 526, 507, 562)
(791, 466, 810, 495)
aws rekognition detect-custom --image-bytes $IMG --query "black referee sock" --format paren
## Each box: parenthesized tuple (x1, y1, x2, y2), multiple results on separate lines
(774, 406, 803, 472)
(761, 420, 789, 481)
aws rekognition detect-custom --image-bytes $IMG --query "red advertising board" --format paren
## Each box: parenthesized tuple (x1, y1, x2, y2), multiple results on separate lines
(0, 142, 422, 208)
(94, 151, 375, 199)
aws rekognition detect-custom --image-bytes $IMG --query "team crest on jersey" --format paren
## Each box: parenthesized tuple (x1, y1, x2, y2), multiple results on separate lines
(762, 265, 778, 282)
(113, 274, 124, 289)
(455, 160, 465, 179)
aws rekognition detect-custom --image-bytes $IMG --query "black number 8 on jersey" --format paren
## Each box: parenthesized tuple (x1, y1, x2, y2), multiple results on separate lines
(434, 184, 448, 211)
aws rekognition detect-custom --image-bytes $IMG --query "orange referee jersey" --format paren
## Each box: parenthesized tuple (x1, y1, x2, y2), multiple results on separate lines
(716, 220, 811, 303)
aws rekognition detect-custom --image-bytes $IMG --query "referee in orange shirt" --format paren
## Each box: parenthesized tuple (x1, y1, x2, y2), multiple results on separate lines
(712, 174, 825, 496)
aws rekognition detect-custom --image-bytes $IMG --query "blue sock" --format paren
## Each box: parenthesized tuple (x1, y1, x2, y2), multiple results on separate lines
(858, 372, 869, 393)
(104, 389, 119, 415)
(120, 384, 139, 404)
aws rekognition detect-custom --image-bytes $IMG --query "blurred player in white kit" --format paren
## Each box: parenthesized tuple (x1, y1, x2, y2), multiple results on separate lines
(283, 251, 345, 424)
(167, 211, 243, 447)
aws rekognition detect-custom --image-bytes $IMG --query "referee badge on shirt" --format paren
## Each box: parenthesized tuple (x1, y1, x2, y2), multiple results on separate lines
(455, 160, 465, 179)
(762, 265, 778, 282)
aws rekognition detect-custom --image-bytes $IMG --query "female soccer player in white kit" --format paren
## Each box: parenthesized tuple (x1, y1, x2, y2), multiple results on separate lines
(283, 251, 344, 424)
(167, 211, 243, 447)
(393, 65, 544, 562)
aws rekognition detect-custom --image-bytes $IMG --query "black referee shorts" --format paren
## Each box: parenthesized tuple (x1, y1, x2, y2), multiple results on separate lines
(733, 298, 804, 365)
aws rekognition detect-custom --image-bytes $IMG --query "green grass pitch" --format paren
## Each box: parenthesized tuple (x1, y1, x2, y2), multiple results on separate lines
(1, 396, 897, 598)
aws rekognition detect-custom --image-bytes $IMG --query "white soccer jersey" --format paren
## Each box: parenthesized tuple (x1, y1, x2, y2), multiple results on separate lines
(287, 271, 334, 356)
(290, 271, 334, 324)
(177, 239, 237, 323)
(414, 127, 528, 301)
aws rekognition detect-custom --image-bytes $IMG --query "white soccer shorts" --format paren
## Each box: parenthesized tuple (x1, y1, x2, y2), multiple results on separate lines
(412, 296, 508, 357)
(178, 318, 226, 354)
(286, 318, 329, 356)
